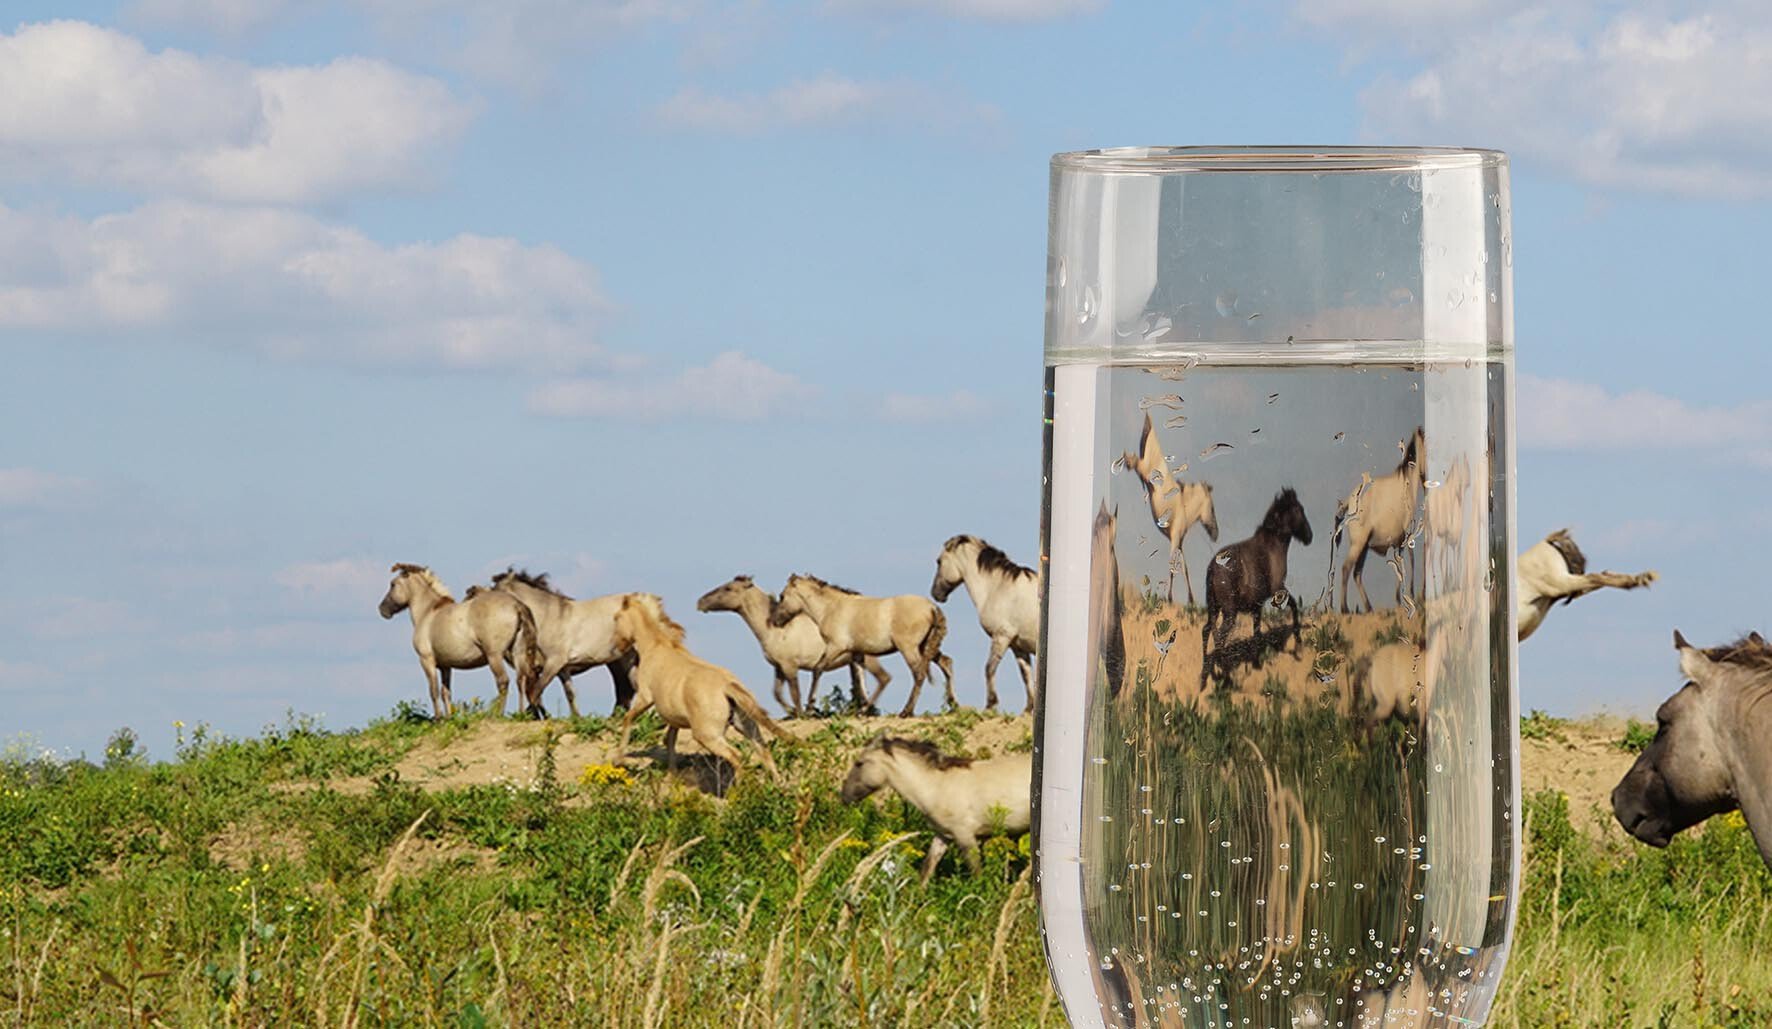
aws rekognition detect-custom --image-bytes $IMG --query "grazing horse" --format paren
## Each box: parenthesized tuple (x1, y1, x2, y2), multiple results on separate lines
(1121, 412, 1219, 604)
(772, 574, 954, 718)
(696, 574, 890, 718)
(1352, 630, 1448, 733)
(1613, 631, 1772, 868)
(931, 535, 1040, 713)
(1332, 427, 1426, 613)
(487, 568, 645, 719)
(1090, 502, 1127, 698)
(840, 736, 1031, 883)
(379, 564, 541, 719)
(1517, 529, 1657, 642)
(611, 595, 788, 787)
(1200, 488, 1314, 689)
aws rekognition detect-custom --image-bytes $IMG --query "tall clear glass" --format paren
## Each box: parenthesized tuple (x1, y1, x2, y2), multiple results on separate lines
(1034, 147, 1517, 1028)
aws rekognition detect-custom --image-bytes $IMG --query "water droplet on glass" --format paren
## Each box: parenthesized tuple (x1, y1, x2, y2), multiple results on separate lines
(1446, 288, 1465, 310)
(1078, 284, 1097, 325)
(1425, 479, 1442, 489)
(1200, 442, 1234, 461)
(1267, 392, 1280, 404)
(1139, 394, 1183, 410)
(1164, 414, 1187, 429)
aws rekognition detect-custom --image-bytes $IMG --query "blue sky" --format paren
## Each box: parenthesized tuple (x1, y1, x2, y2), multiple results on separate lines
(2, 0, 1769, 760)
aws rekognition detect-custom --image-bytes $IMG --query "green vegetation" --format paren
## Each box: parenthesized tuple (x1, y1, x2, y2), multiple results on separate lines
(2, 708, 1768, 1026)
(1618, 718, 1657, 754)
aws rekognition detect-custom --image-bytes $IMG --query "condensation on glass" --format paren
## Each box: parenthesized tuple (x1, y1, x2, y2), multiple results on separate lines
(1034, 147, 1518, 1028)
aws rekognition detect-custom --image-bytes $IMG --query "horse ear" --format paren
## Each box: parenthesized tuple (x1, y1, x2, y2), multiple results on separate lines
(1750, 631, 1767, 648)
(1675, 630, 1717, 681)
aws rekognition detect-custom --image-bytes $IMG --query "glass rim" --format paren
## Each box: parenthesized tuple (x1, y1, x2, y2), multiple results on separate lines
(1051, 145, 1507, 174)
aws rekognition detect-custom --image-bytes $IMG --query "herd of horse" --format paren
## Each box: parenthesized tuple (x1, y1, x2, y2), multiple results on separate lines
(374, 414, 1768, 876)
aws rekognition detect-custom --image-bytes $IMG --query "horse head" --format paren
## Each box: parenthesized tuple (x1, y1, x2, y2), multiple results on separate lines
(841, 736, 893, 803)
(1265, 488, 1312, 546)
(932, 536, 976, 602)
(1613, 630, 1768, 849)
(379, 563, 428, 618)
(696, 575, 752, 613)
(770, 576, 811, 627)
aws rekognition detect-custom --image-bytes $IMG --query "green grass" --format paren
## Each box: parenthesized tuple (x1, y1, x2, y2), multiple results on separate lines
(3, 710, 1769, 1026)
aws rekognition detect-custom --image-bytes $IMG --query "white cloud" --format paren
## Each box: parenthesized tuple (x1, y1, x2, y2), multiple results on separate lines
(0, 200, 611, 372)
(131, 0, 684, 93)
(1339, 4, 1772, 196)
(276, 559, 391, 602)
(1518, 373, 1772, 451)
(0, 468, 94, 510)
(828, 0, 1101, 19)
(0, 21, 474, 204)
(176, 620, 386, 658)
(528, 350, 816, 420)
(880, 389, 991, 422)
(657, 73, 998, 134)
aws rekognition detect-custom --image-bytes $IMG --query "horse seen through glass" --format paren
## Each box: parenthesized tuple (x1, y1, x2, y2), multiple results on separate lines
(1035, 148, 1518, 1029)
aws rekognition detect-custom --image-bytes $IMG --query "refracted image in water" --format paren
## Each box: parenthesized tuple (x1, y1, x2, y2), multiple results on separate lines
(1039, 356, 1517, 1028)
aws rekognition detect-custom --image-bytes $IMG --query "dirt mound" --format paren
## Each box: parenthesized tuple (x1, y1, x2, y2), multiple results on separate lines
(1521, 718, 1638, 842)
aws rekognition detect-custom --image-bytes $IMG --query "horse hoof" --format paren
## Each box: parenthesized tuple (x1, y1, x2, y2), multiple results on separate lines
(898, 707, 917, 719)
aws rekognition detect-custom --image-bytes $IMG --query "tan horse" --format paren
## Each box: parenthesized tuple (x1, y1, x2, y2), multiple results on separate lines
(487, 568, 658, 719)
(1332, 426, 1426, 613)
(611, 595, 787, 786)
(1517, 529, 1657, 641)
(696, 574, 890, 718)
(931, 535, 1040, 713)
(772, 574, 954, 717)
(840, 736, 1031, 882)
(379, 564, 541, 719)
(1122, 412, 1219, 604)
(1090, 502, 1127, 698)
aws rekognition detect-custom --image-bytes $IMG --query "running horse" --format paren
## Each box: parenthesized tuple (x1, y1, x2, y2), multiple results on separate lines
(1200, 488, 1314, 689)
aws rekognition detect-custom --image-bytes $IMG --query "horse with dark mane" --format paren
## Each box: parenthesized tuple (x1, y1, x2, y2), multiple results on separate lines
(840, 735, 1031, 882)
(487, 568, 666, 718)
(932, 534, 1040, 712)
(1200, 488, 1314, 688)
(1614, 631, 1772, 868)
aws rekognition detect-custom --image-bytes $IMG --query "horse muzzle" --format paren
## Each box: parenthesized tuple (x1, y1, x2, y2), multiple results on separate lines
(378, 598, 402, 619)
(931, 577, 954, 602)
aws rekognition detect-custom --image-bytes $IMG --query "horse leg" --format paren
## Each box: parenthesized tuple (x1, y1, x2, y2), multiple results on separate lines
(1199, 611, 1215, 690)
(1339, 552, 1353, 615)
(485, 653, 510, 718)
(1014, 648, 1037, 714)
(849, 659, 870, 714)
(1353, 546, 1375, 614)
(608, 654, 638, 713)
(984, 637, 1010, 712)
(898, 645, 927, 719)
(938, 652, 956, 708)
(437, 666, 454, 718)
(802, 669, 819, 718)
(663, 726, 680, 772)
(560, 670, 581, 720)
(528, 658, 563, 718)
(960, 838, 983, 877)
(1213, 612, 1236, 688)
(864, 657, 893, 704)
(920, 836, 951, 885)
(691, 725, 748, 792)
(1181, 549, 1198, 607)
(771, 666, 793, 718)
(617, 694, 654, 763)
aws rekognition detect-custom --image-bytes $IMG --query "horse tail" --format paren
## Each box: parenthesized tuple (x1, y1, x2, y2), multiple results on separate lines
(725, 680, 789, 740)
(513, 601, 543, 700)
(920, 605, 950, 675)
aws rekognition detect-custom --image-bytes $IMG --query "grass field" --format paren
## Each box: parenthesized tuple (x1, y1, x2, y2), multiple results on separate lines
(3, 707, 1769, 1027)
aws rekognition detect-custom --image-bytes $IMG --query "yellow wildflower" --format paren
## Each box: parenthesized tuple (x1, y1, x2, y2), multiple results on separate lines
(578, 763, 632, 787)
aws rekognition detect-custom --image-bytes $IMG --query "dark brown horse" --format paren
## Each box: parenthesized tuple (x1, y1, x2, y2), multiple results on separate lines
(1200, 487, 1314, 688)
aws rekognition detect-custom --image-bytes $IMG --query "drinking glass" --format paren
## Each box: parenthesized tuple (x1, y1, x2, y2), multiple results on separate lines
(1034, 147, 1517, 1028)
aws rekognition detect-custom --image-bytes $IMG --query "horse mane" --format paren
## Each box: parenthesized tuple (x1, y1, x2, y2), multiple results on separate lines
(792, 574, 859, 596)
(879, 736, 973, 770)
(977, 541, 1037, 580)
(463, 585, 487, 599)
(625, 593, 687, 643)
(1705, 634, 1772, 673)
(1259, 487, 1301, 534)
(1545, 530, 1588, 575)
(391, 563, 454, 601)
(1396, 428, 1423, 473)
(494, 566, 563, 595)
